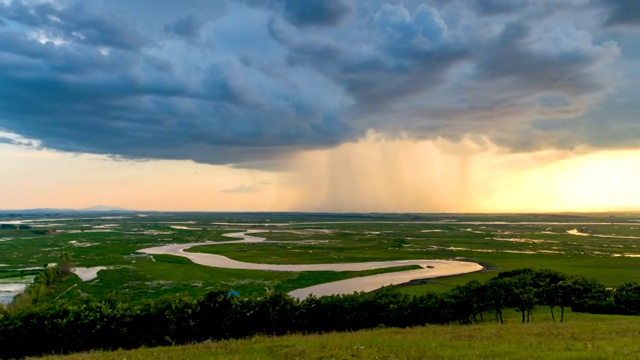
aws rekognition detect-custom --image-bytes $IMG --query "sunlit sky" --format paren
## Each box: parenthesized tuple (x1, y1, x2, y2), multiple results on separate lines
(1, 0, 640, 212)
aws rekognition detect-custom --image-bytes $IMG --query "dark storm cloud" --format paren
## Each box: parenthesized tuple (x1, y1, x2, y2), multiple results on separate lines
(0, 137, 18, 146)
(281, 0, 354, 27)
(471, 0, 531, 15)
(270, 1, 621, 149)
(600, 0, 640, 27)
(448, 20, 618, 127)
(0, 1, 148, 50)
(164, 15, 205, 39)
(270, 3, 468, 113)
(239, 0, 354, 27)
(0, 48, 353, 163)
(0, 1, 355, 165)
(0, 0, 638, 167)
(0, 134, 36, 147)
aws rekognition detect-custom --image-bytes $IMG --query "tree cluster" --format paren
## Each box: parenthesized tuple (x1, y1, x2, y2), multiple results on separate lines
(8, 252, 76, 309)
(0, 268, 638, 359)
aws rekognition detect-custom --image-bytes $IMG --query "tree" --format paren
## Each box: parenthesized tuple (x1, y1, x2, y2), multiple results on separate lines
(58, 252, 73, 276)
(570, 276, 611, 314)
(613, 282, 640, 315)
(485, 277, 512, 324)
(447, 281, 488, 324)
(196, 290, 234, 340)
(0, 302, 7, 319)
(554, 280, 578, 322)
(495, 269, 538, 323)
(533, 269, 567, 322)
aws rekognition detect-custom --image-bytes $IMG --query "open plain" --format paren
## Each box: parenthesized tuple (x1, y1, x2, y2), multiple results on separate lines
(2, 212, 640, 302)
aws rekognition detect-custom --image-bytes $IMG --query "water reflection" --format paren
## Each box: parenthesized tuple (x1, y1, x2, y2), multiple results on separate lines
(0, 276, 35, 305)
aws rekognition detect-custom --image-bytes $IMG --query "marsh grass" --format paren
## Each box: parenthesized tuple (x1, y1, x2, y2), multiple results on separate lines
(2, 213, 640, 301)
(61, 254, 421, 300)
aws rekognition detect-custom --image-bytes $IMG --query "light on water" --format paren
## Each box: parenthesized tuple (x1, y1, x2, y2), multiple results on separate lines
(0, 276, 35, 305)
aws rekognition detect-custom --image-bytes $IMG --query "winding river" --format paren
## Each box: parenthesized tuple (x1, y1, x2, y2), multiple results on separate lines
(139, 230, 483, 299)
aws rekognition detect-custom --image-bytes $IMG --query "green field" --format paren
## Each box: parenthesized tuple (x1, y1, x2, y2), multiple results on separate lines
(2, 212, 640, 301)
(2, 212, 640, 359)
(35, 312, 640, 360)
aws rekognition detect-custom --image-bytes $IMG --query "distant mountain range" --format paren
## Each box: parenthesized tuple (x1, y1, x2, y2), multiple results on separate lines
(0, 205, 132, 213)
(80, 205, 130, 211)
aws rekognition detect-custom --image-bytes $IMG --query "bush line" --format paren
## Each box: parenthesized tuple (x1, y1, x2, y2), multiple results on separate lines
(0, 268, 639, 359)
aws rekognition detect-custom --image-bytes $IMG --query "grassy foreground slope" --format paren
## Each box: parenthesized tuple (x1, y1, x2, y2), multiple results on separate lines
(37, 313, 640, 360)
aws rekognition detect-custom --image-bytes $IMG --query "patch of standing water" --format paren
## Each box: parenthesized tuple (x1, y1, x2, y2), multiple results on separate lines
(170, 226, 203, 230)
(0, 276, 35, 305)
(72, 267, 107, 282)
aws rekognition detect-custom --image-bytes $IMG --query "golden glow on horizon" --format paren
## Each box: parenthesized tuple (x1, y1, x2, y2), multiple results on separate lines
(0, 144, 294, 211)
(487, 149, 640, 212)
(291, 135, 640, 213)
(1, 138, 640, 213)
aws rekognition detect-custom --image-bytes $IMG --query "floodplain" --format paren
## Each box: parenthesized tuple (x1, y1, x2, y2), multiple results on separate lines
(1, 212, 640, 302)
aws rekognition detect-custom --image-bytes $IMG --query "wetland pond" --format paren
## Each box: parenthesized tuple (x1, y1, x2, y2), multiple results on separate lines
(0, 275, 34, 305)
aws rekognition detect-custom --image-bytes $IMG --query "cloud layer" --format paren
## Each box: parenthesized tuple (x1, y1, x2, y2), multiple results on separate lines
(0, 0, 638, 166)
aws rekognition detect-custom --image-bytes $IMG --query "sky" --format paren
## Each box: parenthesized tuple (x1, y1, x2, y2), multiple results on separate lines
(0, 0, 639, 212)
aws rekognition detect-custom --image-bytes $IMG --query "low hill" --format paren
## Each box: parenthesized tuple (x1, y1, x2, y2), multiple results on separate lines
(79, 205, 130, 211)
(38, 313, 640, 360)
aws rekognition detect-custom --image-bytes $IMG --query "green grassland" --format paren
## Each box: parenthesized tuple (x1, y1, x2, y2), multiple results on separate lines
(35, 312, 640, 360)
(189, 220, 640, 288)
(73, 254, 421, 300)
(2, 212, 640, 359)
(1, 212, 640, 301)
